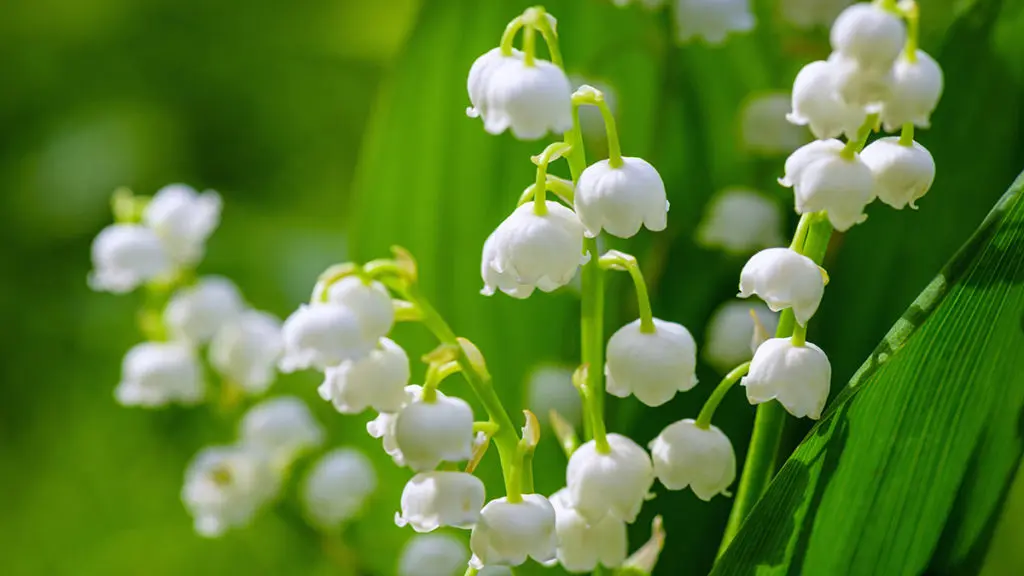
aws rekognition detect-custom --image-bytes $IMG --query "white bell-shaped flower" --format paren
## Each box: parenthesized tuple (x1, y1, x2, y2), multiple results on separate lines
(779, 0, 851, 30)
(786, 60, 866, 140)
(780, 139, 874, 231)
(470, 495, 558, 567)
(526, 365, 582, 429)
(115, 342, 204, 407)
(467, 48, 572, 140)
(742, 337, 832, 419)
(278, 303, 374, 372)
(301, 448, 377, 529)
(318, 337, 410, 414)
(394, 393, 475, 471)
(395, 471, 486, 532)
(238, 396, 324, 467)
(164, 276, 245, 344)
(649, 419, 736, 500)
(830, 3, 906, 69)
(324, 276, 395, 343)
(860, 137, 936, 209)
(881, 50, 944, 131)
(574, 157, 668, 238)
(88, 224, 172, 293)
(142, 183, 222, 265)
(208, 310, 283, 394)
(696, 188, 785, 255)
(181, 444, 278, 537)
(738, 248, 825, 325)
(829, 52, 894, 109)
(673, 0, 756, 44)
(549, 488, 627, 572)
(481, 201, 587, 299)
(739, 93, 810, 155)
(703, 299, 779, 374)
(566, 433, 654, 524)
(398, 534, 470, 576)
(605, 318, 698, 407)
(366, 385, 422, 466)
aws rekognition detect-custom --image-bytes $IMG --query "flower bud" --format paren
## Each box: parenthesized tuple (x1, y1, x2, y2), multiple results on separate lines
(164, 276, 245, 344)
(649, 419, 736, 500)
(116, 342, 204, 407)
(830, 3, 906, 70)
(703, 299, 779, 374)
(738, 248, 825, 325)
(467, 49, 572, 140)
(739, 93, 810, 155)
(786, 60, 867, 140)
(780, 139, 874, 232)
(673, 0, 756, 45)
(395, 471, 486, 532)
(566, 433, 654, 524)
(88, 224, 172, 293)
(860, 137, 936, 209)
(325, 276, 395, 343)
(829, 52, 894, 109)
(549, 488, 627, 572)
(366, 385, 422, 465)
(605, 318, 697, 407)
(742, 337, 832, 419)
(318, 337, 410, 414)
(574, 157, 668, 239)
(470, 495, 558, 567)
(881, 50, 944, 131)
(395, 394, 475, 471)
(398, 534, 470, 576)
(301, 448, 376, 529)
(208, 310, 283, 394)
(779, 0, 849, 30)
(142, 183, 222, 265)
(238, 396, 324, 467)
(278, 303, 375, 372)
(481, 201, 587, 299)
(697, 188, 785, 255)
(181, 444, 278, 537)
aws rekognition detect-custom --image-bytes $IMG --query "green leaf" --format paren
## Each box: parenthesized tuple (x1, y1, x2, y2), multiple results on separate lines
(711, 170, 1024, 575)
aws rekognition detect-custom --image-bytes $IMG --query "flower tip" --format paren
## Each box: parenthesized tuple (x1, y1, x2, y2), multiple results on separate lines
(466, 106, 480, 119)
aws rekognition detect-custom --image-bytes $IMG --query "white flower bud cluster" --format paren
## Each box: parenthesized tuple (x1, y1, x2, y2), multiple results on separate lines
(783, 2, 942, 228)
(90, 187, 286, 407)
(182, 396, 329, 537)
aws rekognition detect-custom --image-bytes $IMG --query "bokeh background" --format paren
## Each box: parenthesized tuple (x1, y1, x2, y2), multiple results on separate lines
(2, 0, 1024, 574)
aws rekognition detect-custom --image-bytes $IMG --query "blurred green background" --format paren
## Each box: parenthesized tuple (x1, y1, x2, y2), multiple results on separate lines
(2, 0, 1023, 574)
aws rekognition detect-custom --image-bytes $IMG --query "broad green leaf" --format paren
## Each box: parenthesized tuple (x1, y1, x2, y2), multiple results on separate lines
(711, 170, 1024, 575)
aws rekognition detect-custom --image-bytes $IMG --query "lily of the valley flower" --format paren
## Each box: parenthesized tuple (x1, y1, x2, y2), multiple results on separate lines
(481, 201, 587, 299)
(115, 341, 205, 407)
(830, 3, 906, 70)
(398, 534, 471, 576)
(394, 393, 475, 471)
(742, 337, 832, 419)
(549, 488, 627, 572)
(738, 247, 825, 325)
(470, 495, 558, 567)
(703, 299, 779, 374)
(574, 157, 668, 238)
(605, 318, 698, 407)
(650, 419, 736, 500)
(696, 187, 785, 255)
(88, 224, 172, 293)
(673, 0, 756, 45)
(208, 310, 284, 394)
(787, 60, 866, 140)
(739, 93, 810, 155)
(779, 139, 875, 231)
(566, 433, 654, 524)
(301, 448, 377, 529)
(142, 183, 222, 266)
(164, 276, 245, 344)
(181, 444, 278, 537)
(395, 471, 486, 532)
(881, 50, 944, 131)
(324, 276, 395, 344)
(278, 303, 375, 372)
(319, 337, 411, 414)
(238, 396, 324, 467)
(860, 137, 936, 209)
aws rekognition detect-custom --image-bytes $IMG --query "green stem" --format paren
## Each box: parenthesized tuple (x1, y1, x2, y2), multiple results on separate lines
(791, 323, 807, 347)
(598, 251, 655, 334)
(841, 113, 880, 159)
(421, 361, 460, 403)
(522, 19, 536, 67)
(719, 215, 834, 557)
(902, 1, 919, 61)
(532, 7, 562, 68)
(531, 141, 572, 215)
(400, 284, 521, 499)
(463, 567, 478, 576)
(499, 17, 523, 57)
(695, 362, 751, 430)
(573, 89, 623, 168)
(899, 122, 915, 147)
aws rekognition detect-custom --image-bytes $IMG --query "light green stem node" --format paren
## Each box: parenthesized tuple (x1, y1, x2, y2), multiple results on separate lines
(790, 323, 808, 347)
(111, 187, 147, 224)
(473, 421, 499, 435)
(695, 362, 751, 429)
(899, 122, 915, 146)
(598, 250, 656, 334)
(572, 87, 623, 168)
(841, 113, 881, 159)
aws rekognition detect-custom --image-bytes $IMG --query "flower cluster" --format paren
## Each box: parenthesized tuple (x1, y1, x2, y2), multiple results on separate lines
(89, 184, 285, 406)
